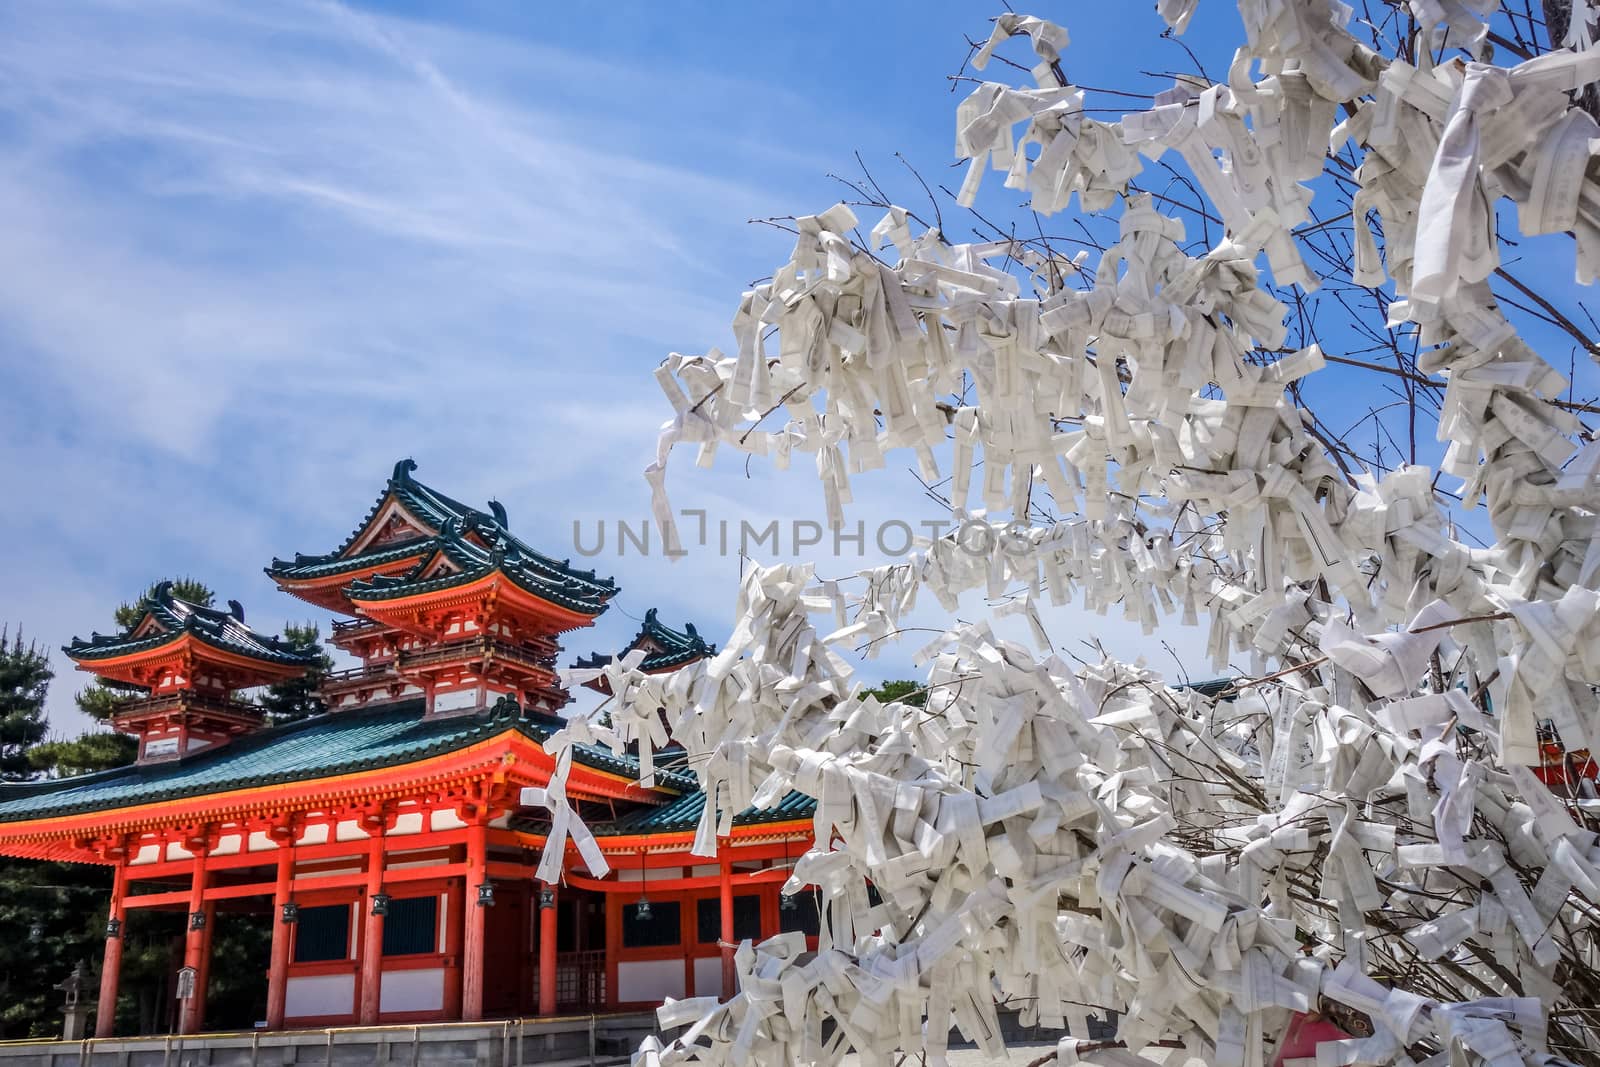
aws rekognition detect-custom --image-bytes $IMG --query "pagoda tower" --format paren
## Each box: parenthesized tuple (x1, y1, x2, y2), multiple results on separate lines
(65, 582, 317, 762)
(575, 608, 715, 694)
(266, 459, 616, 715)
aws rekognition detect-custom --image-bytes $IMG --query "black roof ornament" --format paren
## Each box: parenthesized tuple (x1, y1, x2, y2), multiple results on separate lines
(227, 600, 245, 622)
(391, 458, 418, 485)
(488, 499, 508, 526)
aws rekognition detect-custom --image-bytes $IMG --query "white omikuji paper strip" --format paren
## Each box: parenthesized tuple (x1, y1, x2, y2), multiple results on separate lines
(539, 5, 1600, 1067)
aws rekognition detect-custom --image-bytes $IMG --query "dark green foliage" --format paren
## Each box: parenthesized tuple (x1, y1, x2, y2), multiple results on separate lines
(0, 629, 51, 782)
(112, 578, 213, 631)
(0, 861, 111, 1038)
(111, 909, 185, 1037)
(27, 733, 137, 777)
(201, 911, 271, 1031)
(257, 623, 331, 725)
(0, 646, 113, 1038)
(863, 679, 927, 708)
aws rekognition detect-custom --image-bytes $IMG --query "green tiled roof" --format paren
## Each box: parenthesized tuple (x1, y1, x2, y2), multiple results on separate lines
(575, 608, 716, 673)
(266, 460, 617, 610)
(266, 538, 434, 582)
(0, 698, 688, 824)
(345, 515, 614, 616)
(1181, 678, 1236, 700)
(587, 788, 816, 836)
(65, 583, 316, 669)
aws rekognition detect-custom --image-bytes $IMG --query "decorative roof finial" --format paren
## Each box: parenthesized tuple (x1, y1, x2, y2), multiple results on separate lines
(390, 458, 418, 485)
(488, 499, 508, 526)
(227, 600, 245, 622)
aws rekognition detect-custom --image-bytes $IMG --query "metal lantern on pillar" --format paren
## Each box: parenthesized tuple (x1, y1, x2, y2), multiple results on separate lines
(105, 917, 123, 939)
(188, 911, 206, 931)
(539, 886, 555, 909)
(780, 836, 797, 912)
(371, 893, 390, 917)
(634, 847, 652, 921)
(280, 901, 299, 925)
(477, 881, 496, 907)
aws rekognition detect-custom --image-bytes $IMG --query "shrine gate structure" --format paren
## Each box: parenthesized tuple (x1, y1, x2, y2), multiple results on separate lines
(0, 461, 817, 1035)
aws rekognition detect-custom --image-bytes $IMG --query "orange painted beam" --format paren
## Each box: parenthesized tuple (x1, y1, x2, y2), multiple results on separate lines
(562, 867, 793, 896)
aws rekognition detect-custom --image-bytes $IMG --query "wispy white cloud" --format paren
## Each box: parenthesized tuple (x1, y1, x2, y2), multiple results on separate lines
(0, 0, 1217, 741)
(0, 0, 818, 732)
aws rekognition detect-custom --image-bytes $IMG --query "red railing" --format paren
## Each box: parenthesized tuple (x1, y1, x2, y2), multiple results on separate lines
(397, 637, 558, 673)
(111, 691, 263, 724)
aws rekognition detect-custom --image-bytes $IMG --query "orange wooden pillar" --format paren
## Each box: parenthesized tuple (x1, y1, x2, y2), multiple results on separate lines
(719, 844, 735, 999)
(604, 888, 621, 1010)
(538, 882, 558, 1016)
(443, 875, 465, 1018)
(359, 832, 386, 1024)
(95, 861, 127, 1038)
(179, 849, 211, 1034)
(265, 845, 294, 1029)
(462, 822, 488, 1021)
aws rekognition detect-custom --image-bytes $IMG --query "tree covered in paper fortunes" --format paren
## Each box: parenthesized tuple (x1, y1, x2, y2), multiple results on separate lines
(559, 4, 1600, 1065)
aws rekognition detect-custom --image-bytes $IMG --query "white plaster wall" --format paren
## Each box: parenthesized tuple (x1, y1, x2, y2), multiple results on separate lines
(144, 738, 180, 759)
(692, 865, 720, 878)
(211, 834, 241, 857)
(694, 957, 723, 998)
(379, 968, 444, 1013)
(164, 842, 193, 861)
(129, 843, 161, 866)
(390, 811, 424, 835)
(285, 973, 354, 1019)
(334, 819, 369, 842)
(430, 809, 466, 831)
(433, 689, 479, 712)
(618, 959, 684, 1004)
(247, 831, 276, 852)
(297, 824, 330, 846)
(620, 868, 687, 883)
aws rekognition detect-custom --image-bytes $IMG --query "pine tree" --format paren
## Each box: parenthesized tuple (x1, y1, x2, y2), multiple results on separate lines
(863, 679, 926, 708)
(0, 627, 110, 1038)
(256, 622, 331, 725)
(0, 629, 51, 782)
(111, 577, 212, 631)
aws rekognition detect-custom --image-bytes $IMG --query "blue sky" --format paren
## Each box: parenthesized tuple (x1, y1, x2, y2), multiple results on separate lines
(13, 0, 1559, 737)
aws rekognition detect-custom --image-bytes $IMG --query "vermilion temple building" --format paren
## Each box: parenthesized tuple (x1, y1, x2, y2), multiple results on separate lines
(0, 462, 817, 1035)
